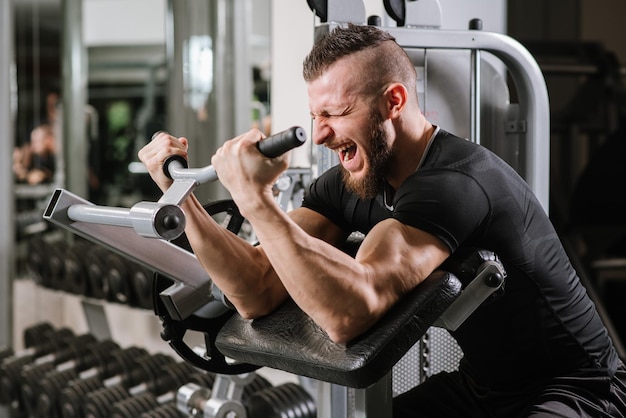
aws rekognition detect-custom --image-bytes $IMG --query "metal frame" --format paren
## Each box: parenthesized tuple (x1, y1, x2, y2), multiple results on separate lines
(1, 3, 15, 417)
(1, 0, 15, 353)
(43, 188, 226, 321)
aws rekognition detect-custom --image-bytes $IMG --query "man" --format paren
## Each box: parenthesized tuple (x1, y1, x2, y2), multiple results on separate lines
(139, 24, 626, 417)
(13, 123, 57, 185)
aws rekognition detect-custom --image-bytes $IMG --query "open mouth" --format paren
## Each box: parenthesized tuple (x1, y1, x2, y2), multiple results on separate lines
(338, 144, 357, 163)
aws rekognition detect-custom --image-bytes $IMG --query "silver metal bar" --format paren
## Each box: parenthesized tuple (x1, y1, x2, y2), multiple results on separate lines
(0, 0, 15, 363)
(158, 179, 198, 206)
(63, 127, 304, 240)
(317, 383, 349, 418)
(386, 26, 550, 212)
(62, 0, 88, 198)
(470, 48, 481, 144)
(169, 164, 217, 184)
(354, 373, 392, 418)
(43, 188, 229, 321)
(433, 260, 505, 331)
(67, 204, 134, 228)
(67, 200, 186, 240)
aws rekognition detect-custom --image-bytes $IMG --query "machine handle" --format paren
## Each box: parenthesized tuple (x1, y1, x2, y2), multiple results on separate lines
(257, 126, 307, 158)
(162, 126, 307, 180)
(163, 155, 188, 180)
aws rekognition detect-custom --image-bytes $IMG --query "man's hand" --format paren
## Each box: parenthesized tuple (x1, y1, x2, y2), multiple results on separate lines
(212, 129, 290, 218)
(138, 132, 189, 193)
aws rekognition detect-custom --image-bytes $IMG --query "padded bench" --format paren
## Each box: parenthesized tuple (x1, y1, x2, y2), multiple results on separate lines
(216, 248, 505, 389)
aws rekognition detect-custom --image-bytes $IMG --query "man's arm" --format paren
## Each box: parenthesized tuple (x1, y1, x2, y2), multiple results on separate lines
(138, 131, 348, 319)
(212, 130, 451, 344)
(179, 197, 349, 318)
(140, 130, 450, 344)
(244, 203, 450, 344)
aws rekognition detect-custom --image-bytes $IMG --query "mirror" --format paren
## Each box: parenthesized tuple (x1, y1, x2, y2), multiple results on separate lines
(13, 0, 272, 209)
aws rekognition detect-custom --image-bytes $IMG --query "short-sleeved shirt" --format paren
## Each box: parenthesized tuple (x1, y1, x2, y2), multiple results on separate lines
(302, 128, 619, 390)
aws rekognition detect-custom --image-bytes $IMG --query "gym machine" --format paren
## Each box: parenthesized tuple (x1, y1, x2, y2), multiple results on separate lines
(45, 126, 307, 323)
(44, 127, 505, 418)
(40, 0, 549, 416)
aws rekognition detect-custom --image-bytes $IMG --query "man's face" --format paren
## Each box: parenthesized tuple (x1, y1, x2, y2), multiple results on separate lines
(308, 59, 392, 199)
(30, 129, 47, 153)
(340, 106, 391, 199)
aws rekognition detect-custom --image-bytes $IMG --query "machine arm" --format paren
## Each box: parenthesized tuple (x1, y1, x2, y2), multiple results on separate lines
(43, 127, 307, 321)
(60, 126, 306, 241)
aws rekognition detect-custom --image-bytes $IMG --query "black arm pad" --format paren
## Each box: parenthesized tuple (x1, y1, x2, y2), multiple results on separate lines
(215, 270, 462, 388)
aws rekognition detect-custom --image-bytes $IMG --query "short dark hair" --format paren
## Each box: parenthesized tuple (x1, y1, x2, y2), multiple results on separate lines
(302, 24, 416, 100)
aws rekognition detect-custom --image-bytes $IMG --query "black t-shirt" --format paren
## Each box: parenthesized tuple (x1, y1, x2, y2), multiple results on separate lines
(302, 129, 618, 389)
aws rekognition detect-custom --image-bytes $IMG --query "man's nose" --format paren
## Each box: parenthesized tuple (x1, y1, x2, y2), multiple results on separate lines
(312, 120, 332, 146)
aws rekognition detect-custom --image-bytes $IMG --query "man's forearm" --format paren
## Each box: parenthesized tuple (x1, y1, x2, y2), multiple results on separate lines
(244, 199, 378, 343)
(180, 194, 288, 316)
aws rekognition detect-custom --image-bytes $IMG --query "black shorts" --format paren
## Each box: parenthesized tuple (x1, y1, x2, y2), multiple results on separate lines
(393, 361, 626, 418)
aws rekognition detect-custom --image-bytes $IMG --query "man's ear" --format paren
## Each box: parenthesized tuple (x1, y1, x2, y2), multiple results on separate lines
(382, 83, 408, 119)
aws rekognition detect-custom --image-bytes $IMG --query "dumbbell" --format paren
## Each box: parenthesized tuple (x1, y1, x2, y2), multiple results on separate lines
(84, 246, 136, 304)
(26, 237, 72, 291)
(103, 251, 134, 305)
(176, 373, 274, 417)
(0, 327, 76, 405)
(128, 262, 155, 310)
(123, 372, 270, 418)
(63, 239, 91, 295)
(79, 353, 176, 418)
(19, 333, 98, 414)
(117, 374, 261, 418)
(26, 235, 50, 287)
(31, 339, 120, 418)
(58, 346, 150, 418)
(59, 353, 174, 418)
(109, 367, 215, 418)
(22, 322, 56, 348)
(107, 360, 201, 417)
(176, 381, 315, 418)
(47, 240, 69, 291)
(0, 322, 56, 383)
(84, 245, 112, 300)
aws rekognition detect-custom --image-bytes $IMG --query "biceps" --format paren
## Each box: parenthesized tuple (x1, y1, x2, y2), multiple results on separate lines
(356, 219, 451, 291)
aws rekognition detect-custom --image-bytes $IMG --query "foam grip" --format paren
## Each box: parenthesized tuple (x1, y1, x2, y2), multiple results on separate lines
(162, 155, 187, 180)
(257, 126, 306, 158)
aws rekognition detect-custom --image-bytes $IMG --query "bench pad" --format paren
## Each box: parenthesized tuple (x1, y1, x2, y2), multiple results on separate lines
(216, 270, 462, 388)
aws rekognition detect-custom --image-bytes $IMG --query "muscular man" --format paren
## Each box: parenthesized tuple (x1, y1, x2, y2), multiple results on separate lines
(140, 24, 626, 417)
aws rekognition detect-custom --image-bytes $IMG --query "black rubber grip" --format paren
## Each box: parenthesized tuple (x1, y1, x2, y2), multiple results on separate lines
(163, 155, 188, 179)
(257, 126, 307, 158)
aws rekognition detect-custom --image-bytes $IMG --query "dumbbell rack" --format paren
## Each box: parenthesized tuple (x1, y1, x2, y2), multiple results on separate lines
(10, 164, 313, 417)
(1, 321, 317, 417)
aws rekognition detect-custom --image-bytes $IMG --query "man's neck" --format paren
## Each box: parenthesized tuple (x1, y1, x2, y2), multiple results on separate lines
(386, 119, 435, 190)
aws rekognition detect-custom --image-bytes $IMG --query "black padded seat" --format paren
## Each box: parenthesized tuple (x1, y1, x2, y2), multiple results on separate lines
(216, 270, 462, 388)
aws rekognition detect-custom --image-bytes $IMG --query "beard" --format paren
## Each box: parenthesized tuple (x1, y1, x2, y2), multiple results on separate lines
(341, 108, 392, 200)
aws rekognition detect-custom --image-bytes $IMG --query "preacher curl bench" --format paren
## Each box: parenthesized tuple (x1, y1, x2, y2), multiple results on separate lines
(44, 126, 505, 417)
